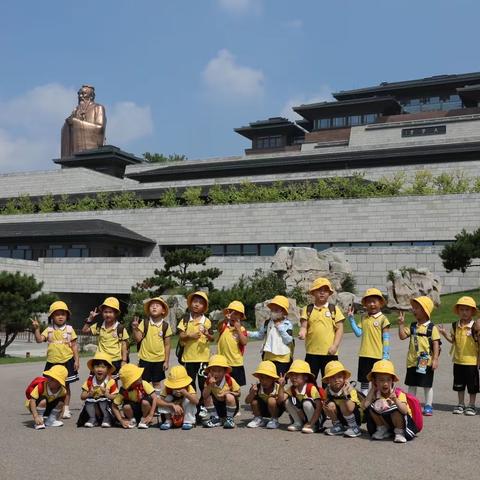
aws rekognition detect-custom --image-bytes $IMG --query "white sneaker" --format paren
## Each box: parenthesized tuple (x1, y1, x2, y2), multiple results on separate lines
(34, 423, 45, 430)
(198, 406, 209, 419)
(287, 423, 303, 432)
(394, 433, 407, 443)
(128, 418, 137, 429)
(45, 419, 64, 428)
(137, 418, 149, 429)
(266, 418, 280, 429)
(247, 416, 266, 428)
(62, 408, 72, 419)
(84, 421, 96, 428)
(372, 425, 390, 440)
(101, 422, 111, 428)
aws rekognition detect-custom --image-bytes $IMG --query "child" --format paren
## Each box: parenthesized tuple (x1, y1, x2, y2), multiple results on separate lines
(245, 360, 284, 429)
(25, 365, 68, 430)
(248, 295, 294, 376)
(202, 354, 241, 429)
(277, 359, 324, 434)
(78, 352, 118, 428)
(398, 296, 440, 416)
(31, 300, 79, 419)
(299, 278, 345, 383)
(217, 300, 248, 386)
(132, 296, 172, 398)
(362, 360, 418, 443)
(112, 364, 157, 429)
(177, 291, 214, 393)
(82, 297, 129, 378)
(438, 296, 480, 416)
(348, 288, 390, 395)
(322, 361, 362, 437)
(157, 365, 199, 430)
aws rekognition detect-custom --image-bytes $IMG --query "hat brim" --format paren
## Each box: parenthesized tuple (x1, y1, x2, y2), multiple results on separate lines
(410, 299, 431, 319)
(267, 302, 288, 313)
(286, 371, 315, 382)
(187, 293, 209, 312)
(122, 368, 144, 389)
(223, 307, 245, 319)
(253, 370, 279, 380)
(453, 304, 478, 315)
(367, 371, 399, 383)
(205, 364, 232, 374)
(164, 376, 193, 390)
(99, 304, 120, 313)
(144, 298, 170, 317)
(322, 369, 351, 382)
(361, 295, 385, 307)
(43, 372, 66, 387)
(87, 358, 115, 374)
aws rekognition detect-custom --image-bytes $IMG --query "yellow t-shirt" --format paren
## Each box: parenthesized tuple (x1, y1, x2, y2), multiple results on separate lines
(257, 383, 280, 402)
(210, 376, 241, 401)
(358, 312, 390, 359)
(217, 324, 247, 367)
(138, 319, 172, 362)
(177, 316, 212, 363)
(25, 382, 66, 409)
(286, 383, 321, 401)
(160, 384, 196, 399)
(90, 322, 129, 362)
(451, 321, 479, 365)
(113, 380, 154, 405)
(263, 351, 291, 363)
(81, 377, 118, 399)
(327, 387, 361, 409)
(404, 322, 441, 368)
(301, 303, 345, 355)
(41, 325, 77, 364)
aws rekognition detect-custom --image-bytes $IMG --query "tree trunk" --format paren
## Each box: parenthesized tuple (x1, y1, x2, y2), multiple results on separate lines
(0, 332, 18, 357)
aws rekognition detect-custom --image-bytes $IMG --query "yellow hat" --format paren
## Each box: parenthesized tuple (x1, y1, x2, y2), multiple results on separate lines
(164, 365, 193, 390)
(410, 296, 434, 319)
(453, 296, 478, 314)
(367, 360, 399, 383)
(223, 300, 245, 319)
(43, 365, 68, 387)
(253, 360, 279, 380)
(87, 352, 115, 374)
(322, 360, 351, 382)
(100, 297, 121, 313)
(267, 295, 289, 313)
(205, 354, 231, 373)
(361, 288, 385, 306)
(309, 277, 334, 294)
(286, 359, 315, 382)
(48, 301, 71, 318)
(143, 297, 169, 317)
(119, 363, 144, 389)
(187, 291, 209, 312)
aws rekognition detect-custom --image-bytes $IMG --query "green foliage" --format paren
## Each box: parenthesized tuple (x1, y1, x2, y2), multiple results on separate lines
(57, 194, 76, 212)
(76, 196, 98, 211)
(95, 192, 111, 210)
(440, 228, 480, 273)
(143, 152, 187, 163)
(207, 184, 231, 204)
(340, 273, 356, 294)
(111, 191, 145, 210)
(182, 187, 204, 206)
(403, 170, 435, 195)
(434, 171, 470, 194)
(38, 194, 56, 213)
(160, 189, 179, 207)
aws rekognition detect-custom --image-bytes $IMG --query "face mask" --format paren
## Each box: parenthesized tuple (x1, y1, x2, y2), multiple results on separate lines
(270, 311, 283, 321)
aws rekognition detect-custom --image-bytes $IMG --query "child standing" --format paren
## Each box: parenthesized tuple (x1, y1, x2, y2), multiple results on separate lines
(439, 296, 480, 416)
(322, 361, 362, 438)
(245, 360, 284, 429)
(31, 301, 79, 419)
(398, 296, 441, 416)
(202, 354, 241, 429)
(78, 352, 118, 428)
(299, 278, 345, 383)
(348, 288, 390, 395)
(248, 295, 294, 376)
(277, 359, 324, 434)
(82, 297, 129, 378)
(217, 300, 248, 386)
(132, 296, 172, 398)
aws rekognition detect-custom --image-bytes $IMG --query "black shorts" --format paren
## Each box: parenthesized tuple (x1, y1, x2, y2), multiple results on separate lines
(124, 396, 153, 422)
(365, 407, 418, 441)
(139, 359, 165, 383)
(453, 364, 480, 394)
(32, 397, 63, 416)
(185, 362, 207, 393)
(110, 360, 123, 380)
(255, 396, 285, 418)
(325, 400, 362, 426)
(305, 354, 338, 383)
(230, 366, 246, 386)
(270, 361, 291, 377)
(45, 357, 79, 384)
(357, 356, 380, 384)
(213, 395, 239, 418)
(405, 366, 434, 388)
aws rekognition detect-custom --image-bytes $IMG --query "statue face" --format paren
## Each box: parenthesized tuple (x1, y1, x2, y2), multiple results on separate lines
(78, 87, 94, 103)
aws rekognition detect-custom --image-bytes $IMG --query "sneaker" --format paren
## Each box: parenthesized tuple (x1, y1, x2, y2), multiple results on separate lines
(101, 422, 111, 428)
(302, 425, 317, 434)
(45, 419, 64, 428)
(372, 425, 391, 440)
(128, 418, 137, 429)
(344, 426, 362, 438)
(266, 418, 280, 429)
(182, 423, 194, 430)
(223, 416, 235, 429)
(452, 404, 465, 415)
(394, 432, 407, 443)
(198, 406, 209, 419)
(204, 416, 222, 428)
(137, 418, 149, 429)
(464, 406, 476, 416)
(62, 408, 72, 419)
(287, 423, 303, 432)
(247, 416, 266, 428)
(160, 420, 172, 430)
(325, 424, 346, 436)
(84, 420, 97, 428)
(34, 423, 45, 430)
(423, 404, 433, 416)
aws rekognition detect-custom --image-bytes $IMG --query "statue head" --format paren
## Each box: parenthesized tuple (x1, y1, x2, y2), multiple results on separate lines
(78, 85, 95, 103)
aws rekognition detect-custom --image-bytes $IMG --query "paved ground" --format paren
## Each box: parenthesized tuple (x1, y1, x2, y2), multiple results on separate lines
(0, 333, 476, 480)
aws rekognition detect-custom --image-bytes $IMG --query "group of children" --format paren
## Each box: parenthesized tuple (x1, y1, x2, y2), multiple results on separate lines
(25, 276, 480, 442)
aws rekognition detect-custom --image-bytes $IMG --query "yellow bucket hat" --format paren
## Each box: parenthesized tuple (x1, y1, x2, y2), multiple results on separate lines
(411, 296, 434, 319)
(267, 295, 289, 313)
(253, 360, 279, 380)
(322, 360, 351, 382)
(361, 288, 385, 307)
(87, 352, 115, 374)
(309, 277, 334, 294)
(119, 364, 144, 389)
(367, 360, 399, 383)
(100, 297, 121, 313)
(223, 300, 245, 319)
(205, 354, 231, 373)
(43, 365, 68, 387)
(164, 365, 193, 390)
(453, 296, 478, 314)
(187, 291, 209, 312)
(48, 301, 71, 318)
(286, 359, 315, 382)
(143, 296, 169, 317)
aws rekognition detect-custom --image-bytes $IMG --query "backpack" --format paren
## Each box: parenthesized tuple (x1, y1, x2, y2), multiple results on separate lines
(218, 321, 248, 355)
(290, 382, 326, 402)
(136, 319, 169, 352)
(25, 377, 48, 400)
(175, 313, 191, 365)
(95, 319, 130, 362)
(410, 322, 442, 356)
(395, 387, 423, 432)
(306, 303, 338, 324)
(451, 321, 478, 342)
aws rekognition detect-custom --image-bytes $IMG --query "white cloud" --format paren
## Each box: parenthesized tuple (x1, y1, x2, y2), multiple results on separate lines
(217, 0, 261, 15)
(202, 49, 264, 100)
(0, 84, 153, 172)
(280, 86, 334, 121)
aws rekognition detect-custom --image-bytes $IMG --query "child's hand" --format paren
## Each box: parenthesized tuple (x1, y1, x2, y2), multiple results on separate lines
(298, 327, 307, 340)
(131, 316, 140, 329)
(88, 388, 96, 398)
(278, 374, 286, 387)
(120, 419, 130, 429)
(189, 331, 202, 340)
(179, 388, 188, 396)
(31, 317, 40, 330)
(233, 320, 242, 331)
(207, 375, 216, 386)
(144, 414, 153, 425)
(432, 358, 439, 370)
(342, 382, 353, 396)
(34, 414, 44, 426)
(327, 345, 337, 355)
(88, 307, 99, 322)
(172, 404, 184, 415)
(347, 305, 354, 316)
(398, 311, 405, 325)
(163, 362, 169, 371)
(437, 324, 446, 335)
(388, 389, 398, 404)
(98, 386, 106, 395)
(249, 383, 258, 395)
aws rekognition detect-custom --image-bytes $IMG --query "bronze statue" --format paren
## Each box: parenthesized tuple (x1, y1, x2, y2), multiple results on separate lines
(61, 85, 106, 157)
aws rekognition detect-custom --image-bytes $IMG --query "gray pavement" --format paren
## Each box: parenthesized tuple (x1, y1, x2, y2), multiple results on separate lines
(0, 333, 476, 480)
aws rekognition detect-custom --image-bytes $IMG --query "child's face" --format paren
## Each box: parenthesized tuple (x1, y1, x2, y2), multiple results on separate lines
(149, 301, 166, 319)
(364, 296, 382, 315)
(458, 305, 475, 321)
(257, 374, 275, 390)
(129, 378, 142, 389)
(269, 305, 286, 321)
(101, 307, 118, 322)
(93, 362, 108, 379)
(327, 372, 346, 392)
(311, 286, 331, 305)
(190, 296, 207, 314)
(289, 372, 308, 388)
(411, 302, 429, 322)
(225, 310, 243, 323)
(208, 366, 226, 383)
(374, 374, 394, 396)
(46, 376, 61, 392)
(51, 310, 68, 326)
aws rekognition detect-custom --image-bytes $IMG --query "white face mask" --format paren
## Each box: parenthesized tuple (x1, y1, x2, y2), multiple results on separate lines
(270, 311, 283, 321)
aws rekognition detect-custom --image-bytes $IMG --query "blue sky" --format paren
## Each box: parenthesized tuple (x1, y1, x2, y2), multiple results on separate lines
(1, 0, 479, 171)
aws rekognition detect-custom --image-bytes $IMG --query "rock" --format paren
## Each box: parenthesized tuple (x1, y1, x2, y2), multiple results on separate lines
(254, 297, 301, 329)
(331, 292, 356, 317)
(83, 343, 97, 353)
(163, 295, 188, 333)
(208, 309, 224, 328)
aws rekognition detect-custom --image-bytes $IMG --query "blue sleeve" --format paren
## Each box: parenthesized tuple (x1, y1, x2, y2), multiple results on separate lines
(247, 324, 266, 340)
(276, 321, 293, 345)
(382, 331, 391, 360)
(348, 315, 362, 337)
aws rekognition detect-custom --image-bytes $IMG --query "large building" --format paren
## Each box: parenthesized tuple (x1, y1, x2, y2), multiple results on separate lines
(1, 72, 480, 322)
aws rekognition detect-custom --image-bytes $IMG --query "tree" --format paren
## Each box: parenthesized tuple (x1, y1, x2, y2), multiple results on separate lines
(0, 272, 56, 357)
(143, 152, 187, 163)
(440, 228, 480, 273)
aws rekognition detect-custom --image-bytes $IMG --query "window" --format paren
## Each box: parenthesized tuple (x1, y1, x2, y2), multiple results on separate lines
(46, 245, 66, 257)
(259, 244, 276, 256)
(67, 244, 89, 257)
(313, 243, 331, 251)
(348, 115, 362, 126)
(0, 246, 10, 258)
(243, 244, 258, 256)
(210, 245, 225, 255)
(363, 113, 378, 124)
(255, 135, 283, 149)
(11, 245, 32, 260)
(225, 244, 241, 255)
(332, 117, 346, 127)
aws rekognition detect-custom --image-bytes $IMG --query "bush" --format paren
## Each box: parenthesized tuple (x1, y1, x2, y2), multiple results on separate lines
(182, 187, 204, 206)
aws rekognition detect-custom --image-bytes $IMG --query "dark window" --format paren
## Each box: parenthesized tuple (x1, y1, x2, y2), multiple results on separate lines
(313, 243, 331, 251)
(348, 115, 362, 126)
(364, 113, 378, 124)
(259, 244, 276, 256)
(46, 245, 66, 257)
(225, 244, 241, 255)
(0, 246, 10, 258)
(332, 117, 346, 127)
(210, 245, 225, 255)
(242, 244, 258, 256)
